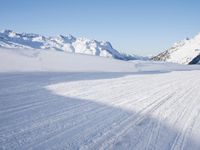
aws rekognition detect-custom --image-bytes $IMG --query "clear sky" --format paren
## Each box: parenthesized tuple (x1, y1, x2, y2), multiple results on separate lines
(1, 0, 200, 56)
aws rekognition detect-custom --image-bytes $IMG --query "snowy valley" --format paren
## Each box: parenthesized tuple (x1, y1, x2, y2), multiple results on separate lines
(1, 0, 200, 149)
(0, 44, 200, 150)
(1, 30, 200, 150)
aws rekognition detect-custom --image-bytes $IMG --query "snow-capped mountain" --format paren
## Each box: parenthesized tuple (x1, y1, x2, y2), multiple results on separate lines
(0, 29, 144, 61)
(152, 33, 200, 64)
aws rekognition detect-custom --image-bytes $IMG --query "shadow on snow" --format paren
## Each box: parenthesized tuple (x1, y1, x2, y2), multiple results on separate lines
(0, 72, 199, 149)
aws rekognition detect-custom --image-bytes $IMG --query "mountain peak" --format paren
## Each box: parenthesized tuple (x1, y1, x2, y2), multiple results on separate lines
(1, 29, 19, 38)
(152, 32, 200, 64)
(193, 32, 200, 40)
(1, 29, 14, 34)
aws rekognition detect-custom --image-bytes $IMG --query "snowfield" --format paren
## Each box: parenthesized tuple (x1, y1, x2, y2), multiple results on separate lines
(1, 48, 200, 150)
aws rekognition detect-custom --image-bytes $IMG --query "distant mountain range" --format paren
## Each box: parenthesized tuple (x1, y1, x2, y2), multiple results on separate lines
(1, 29, 200, 65)
(0, 30, 146, 61)
(152, 33, 200, 64)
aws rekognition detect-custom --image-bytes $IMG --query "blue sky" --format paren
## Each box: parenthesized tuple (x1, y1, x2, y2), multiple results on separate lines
(1, 0, 200, 56)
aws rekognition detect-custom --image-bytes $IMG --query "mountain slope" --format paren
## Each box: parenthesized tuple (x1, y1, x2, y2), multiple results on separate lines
(152, 33, 200, 64)
(0, 29, 144, 61)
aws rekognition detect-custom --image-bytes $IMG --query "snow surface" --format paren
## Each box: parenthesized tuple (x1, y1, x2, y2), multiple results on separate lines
(0, 47, 198, 73)
(0, 30, 145, 61)
(153, 33, 200, 64)
(1, 48, 200, 150)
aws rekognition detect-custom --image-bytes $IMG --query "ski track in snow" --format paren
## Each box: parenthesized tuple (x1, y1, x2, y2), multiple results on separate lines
(0, 71, 200, 150)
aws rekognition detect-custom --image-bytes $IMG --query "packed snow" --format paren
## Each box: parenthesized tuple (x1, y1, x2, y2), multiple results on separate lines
(152, 33, 200, 64)
(1, 47, 200, 150)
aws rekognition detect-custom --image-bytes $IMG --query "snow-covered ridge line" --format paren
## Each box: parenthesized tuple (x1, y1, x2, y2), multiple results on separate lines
(152, 33, 200, 64)
(0, 29, 145, 61)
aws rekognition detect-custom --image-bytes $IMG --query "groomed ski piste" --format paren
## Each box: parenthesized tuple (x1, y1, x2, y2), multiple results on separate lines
(1, 48, 200, 150)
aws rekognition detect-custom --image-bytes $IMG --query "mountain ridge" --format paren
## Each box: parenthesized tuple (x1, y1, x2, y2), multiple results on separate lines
(0, 29, 146, 61)
(152, 33, 200, 64)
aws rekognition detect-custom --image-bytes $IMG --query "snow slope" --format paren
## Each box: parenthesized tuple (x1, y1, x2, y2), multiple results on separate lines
(0, 47, 198, 73)
(152, 33, 200, 64)
(0, 48, 137, 72)
(0, 30, 144, 61)
(1, 48, 200, 150)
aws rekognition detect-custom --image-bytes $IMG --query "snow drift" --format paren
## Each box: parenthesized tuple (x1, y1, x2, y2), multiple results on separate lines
(0, 47, 199, 73)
